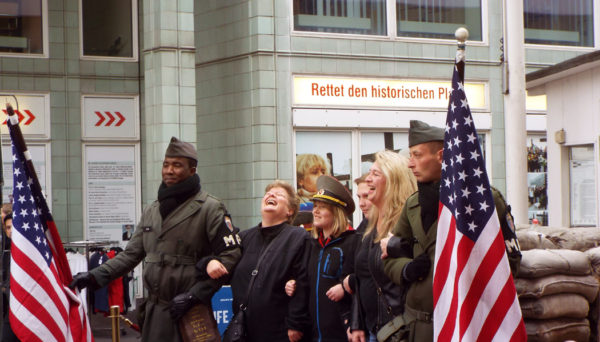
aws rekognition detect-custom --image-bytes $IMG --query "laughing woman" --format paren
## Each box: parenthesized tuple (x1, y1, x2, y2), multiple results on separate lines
(306, 175, 362, 342)
(350, 151, 417, 342)
(228, 180, 311, 342)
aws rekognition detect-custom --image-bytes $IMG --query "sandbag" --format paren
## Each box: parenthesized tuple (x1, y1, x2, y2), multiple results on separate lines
(585, 246, 600, 275)
(525, 318, 590, 342)
(518, 249, 591, 278)
(520, 293, 589, 319)
(534, 227, 600, 251)
(517, 231, 559, 251)
(515, 274, 599, 302)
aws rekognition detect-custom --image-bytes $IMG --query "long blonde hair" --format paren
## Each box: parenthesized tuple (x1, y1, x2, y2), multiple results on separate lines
(311, 201, 348, 239)
(366, 150, 417, 241)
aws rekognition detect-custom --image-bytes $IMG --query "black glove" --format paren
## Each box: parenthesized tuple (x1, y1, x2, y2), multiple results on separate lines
(169, 292, 199, 321)
(69, 272, 98, 291)
(402, 253, 431, 282)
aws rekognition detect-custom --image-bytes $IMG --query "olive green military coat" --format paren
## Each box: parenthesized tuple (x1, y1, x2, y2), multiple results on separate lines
(383, 188, 520, 342)
(90, 190, 241, 341)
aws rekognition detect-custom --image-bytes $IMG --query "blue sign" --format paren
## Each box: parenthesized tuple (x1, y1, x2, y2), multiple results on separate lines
(211, 285, 233, 335)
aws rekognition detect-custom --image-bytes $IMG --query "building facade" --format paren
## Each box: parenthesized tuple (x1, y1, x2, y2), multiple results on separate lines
(0, 0, 596, 241)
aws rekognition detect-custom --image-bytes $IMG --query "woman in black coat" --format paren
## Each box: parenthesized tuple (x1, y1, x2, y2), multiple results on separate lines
(349, 151, 416, 342)
(227, 180, 311, 342)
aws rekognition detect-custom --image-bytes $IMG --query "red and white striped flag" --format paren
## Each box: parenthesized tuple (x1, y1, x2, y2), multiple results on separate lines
(432, 50, 526, 341)
(6, 105, 93, 342)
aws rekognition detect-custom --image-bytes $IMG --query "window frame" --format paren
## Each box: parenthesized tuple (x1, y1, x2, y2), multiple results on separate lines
(0, 0, 49, 58)
(293, 117, 493, 227)
(78, 0, 138, 61)
(290, 0, 489, 46)
(524, 0, 600, 50)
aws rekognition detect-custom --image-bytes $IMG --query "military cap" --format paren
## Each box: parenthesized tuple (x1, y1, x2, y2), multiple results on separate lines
(408, 120, 445, 147)
(165, 137, 198, 161)
(312, 175, 355, 216)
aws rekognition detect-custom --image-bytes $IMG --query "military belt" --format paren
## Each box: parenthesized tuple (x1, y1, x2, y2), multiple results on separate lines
(144, 252, 196, 266)
(404, 305, 432, 323)
(146, 293, 171, 306)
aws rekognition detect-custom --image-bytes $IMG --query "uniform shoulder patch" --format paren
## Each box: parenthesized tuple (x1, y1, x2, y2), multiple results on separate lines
(224, 216, 234, 232)
(505, 211, 516, 233)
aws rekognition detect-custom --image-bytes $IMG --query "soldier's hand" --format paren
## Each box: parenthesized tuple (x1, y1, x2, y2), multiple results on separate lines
(402, 253, 431, 282)
(69, 272, 97, 291)
(169, 292, 199, 321)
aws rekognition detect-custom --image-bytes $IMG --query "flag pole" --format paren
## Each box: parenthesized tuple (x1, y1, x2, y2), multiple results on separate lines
(455, 27, 468, 81)
(5, 103, 73, 284)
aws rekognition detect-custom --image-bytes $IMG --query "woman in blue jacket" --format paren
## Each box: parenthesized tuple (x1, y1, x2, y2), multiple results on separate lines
(305, 175, 361, 342)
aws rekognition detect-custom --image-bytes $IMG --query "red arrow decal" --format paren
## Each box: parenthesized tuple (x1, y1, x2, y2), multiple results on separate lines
(105, 111, 115, 126)
(115, 111, 125, 126)
(24, 109, 35, 125)
(95, 111, 105, 126)
(1, 109, 36, 125)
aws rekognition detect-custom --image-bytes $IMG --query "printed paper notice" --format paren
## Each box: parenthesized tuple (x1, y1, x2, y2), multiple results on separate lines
(85, 145, 137, 241)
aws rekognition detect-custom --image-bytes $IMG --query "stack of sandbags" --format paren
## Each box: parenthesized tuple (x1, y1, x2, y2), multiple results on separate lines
(585, 246, 600, 340)
(516, 249, 598, 342)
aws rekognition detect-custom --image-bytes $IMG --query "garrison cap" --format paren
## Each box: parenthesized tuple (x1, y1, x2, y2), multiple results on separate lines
(408, 120, 445, 147)
(165, 137, 198, 162)
(312, 175, 355, 216)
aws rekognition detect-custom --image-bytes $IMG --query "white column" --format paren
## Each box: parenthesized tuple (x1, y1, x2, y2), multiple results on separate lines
(503, 0, 529, 225)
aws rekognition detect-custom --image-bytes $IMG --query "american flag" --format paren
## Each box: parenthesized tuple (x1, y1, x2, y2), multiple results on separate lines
(6, 106, 93, 342)
(432, 50, 526, 341)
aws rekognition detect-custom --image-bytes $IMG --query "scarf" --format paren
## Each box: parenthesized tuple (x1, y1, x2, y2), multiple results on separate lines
(418, 180, 440, 233)
(157, 174, 201, 219)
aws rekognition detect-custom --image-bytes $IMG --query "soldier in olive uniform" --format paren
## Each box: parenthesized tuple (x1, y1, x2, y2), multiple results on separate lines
(70, 137, 241, 341)
(380, 121, 521, 342)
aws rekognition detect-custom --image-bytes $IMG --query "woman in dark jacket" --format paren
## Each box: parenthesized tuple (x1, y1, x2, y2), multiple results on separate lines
(228, 180, 310, 342)
(303, 175, 361, 342)
(349, 151, 416, 342)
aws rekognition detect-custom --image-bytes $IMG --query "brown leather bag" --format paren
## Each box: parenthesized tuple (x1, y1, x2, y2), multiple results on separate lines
(179, 303, 221, 342)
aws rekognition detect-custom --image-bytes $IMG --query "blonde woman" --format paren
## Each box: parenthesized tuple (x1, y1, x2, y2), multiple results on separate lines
(295, 153, 332, 230)
(296, 153, 331, 204)
(349, 151, 416, 342)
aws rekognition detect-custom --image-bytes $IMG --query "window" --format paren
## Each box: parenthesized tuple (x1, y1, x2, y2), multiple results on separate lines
(293, 0, 483, 41)
(360, 132, 408, 174)
(396, 0, 482, 41)
(0, 0, 44, 54)
(524, 0, 594, 47)
(295, 131, 353, 229)
(527, 135, 547, 225)
(81, 0, 134, 58)
(293, 0, 387, 35)
(569, 145, 596, 226)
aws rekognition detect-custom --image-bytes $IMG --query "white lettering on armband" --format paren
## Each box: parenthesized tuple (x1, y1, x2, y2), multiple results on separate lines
(223, 234, 236, 247)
